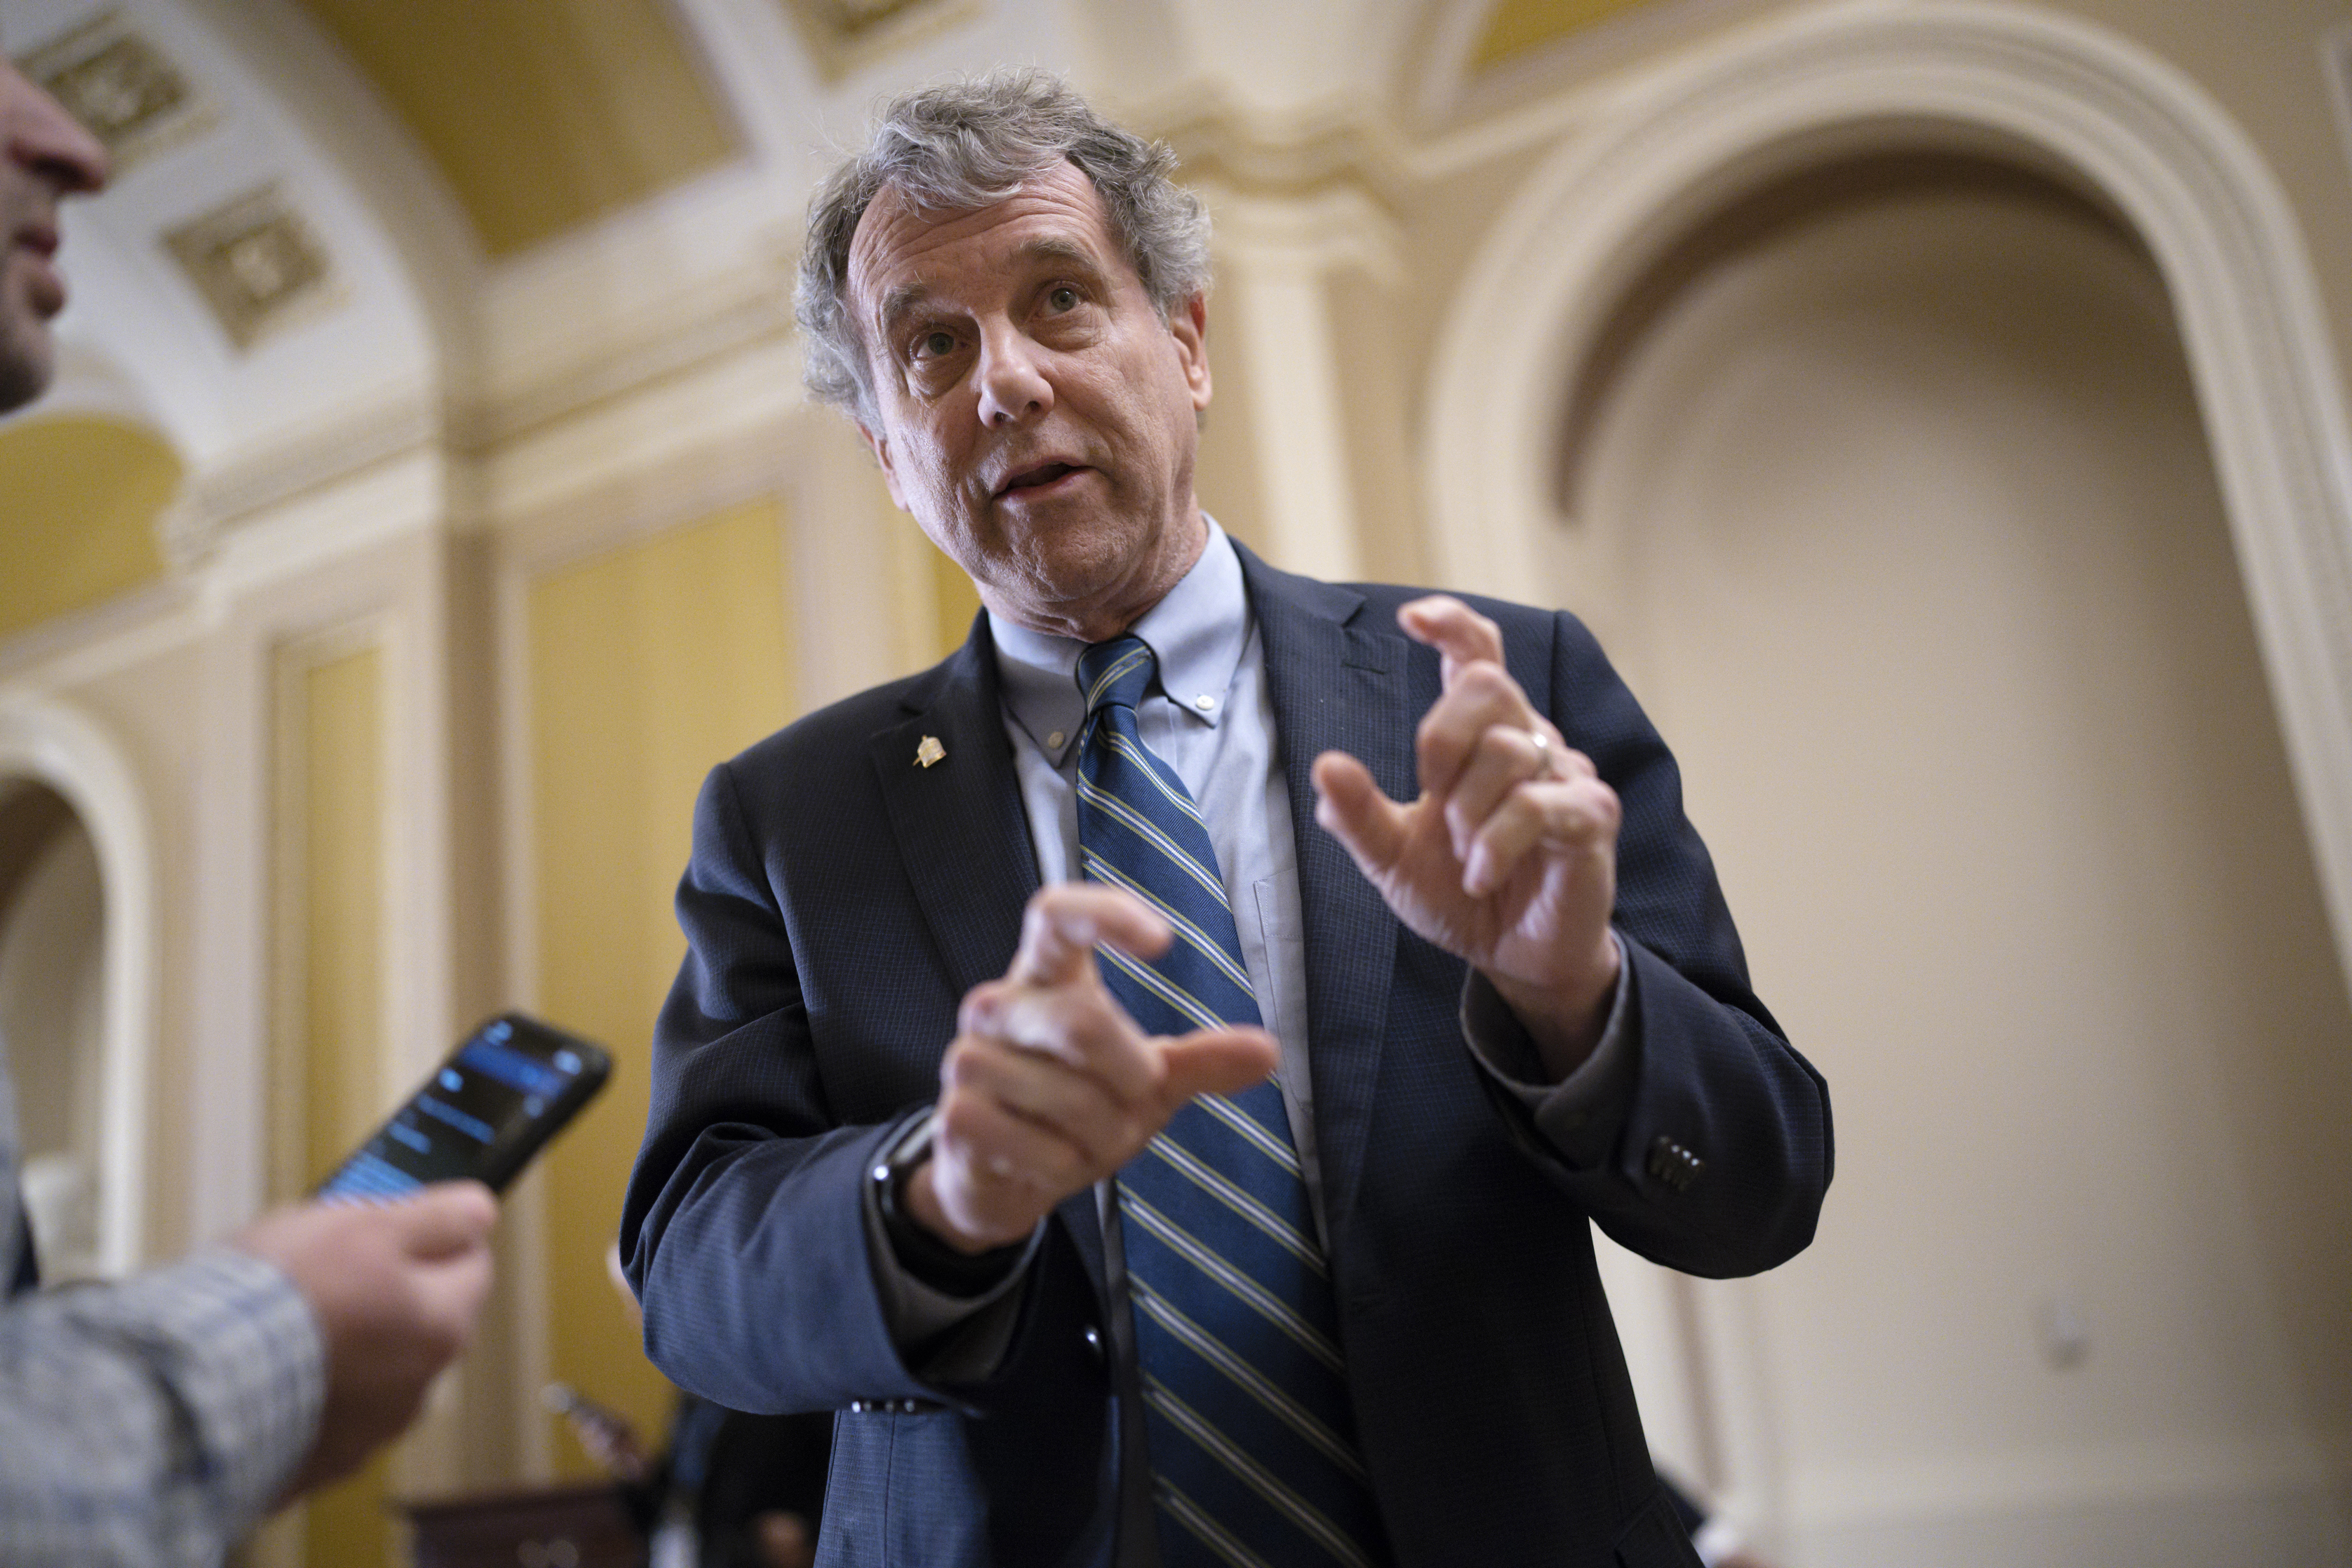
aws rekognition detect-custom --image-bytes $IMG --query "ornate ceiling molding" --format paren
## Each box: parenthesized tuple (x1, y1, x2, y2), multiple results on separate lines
(1135, 88, 1413, 209)
(776, 0, 978, 84)
(24, 8, 217, 173)
(162, 183, 341, 353)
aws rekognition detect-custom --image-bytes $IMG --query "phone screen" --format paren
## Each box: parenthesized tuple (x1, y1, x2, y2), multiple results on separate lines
(317, 1014, 610, 1202)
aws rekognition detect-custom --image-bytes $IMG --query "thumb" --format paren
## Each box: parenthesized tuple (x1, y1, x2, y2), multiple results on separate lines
(1311, 751, 1408, 879)
(406, 1243, 496, 1337)
(388, 1181, 498, 1261)
(1157, 1026, 1279, 1105)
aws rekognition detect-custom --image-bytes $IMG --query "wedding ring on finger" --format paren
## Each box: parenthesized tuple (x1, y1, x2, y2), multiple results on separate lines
(1526, 728, 1559, 778)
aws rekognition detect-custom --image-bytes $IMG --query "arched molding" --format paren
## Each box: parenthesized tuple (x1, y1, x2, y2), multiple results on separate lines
(1424, 0, 2352, 983)
(0, 694, 157, 1277)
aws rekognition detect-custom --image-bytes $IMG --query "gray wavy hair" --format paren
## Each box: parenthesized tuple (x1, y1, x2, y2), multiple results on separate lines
(795, 68, 1212, 428)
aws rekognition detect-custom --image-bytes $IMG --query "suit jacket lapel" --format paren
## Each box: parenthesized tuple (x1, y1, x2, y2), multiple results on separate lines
(1237, 544, 1413, 1243)
(866, 617, 1110, 1298)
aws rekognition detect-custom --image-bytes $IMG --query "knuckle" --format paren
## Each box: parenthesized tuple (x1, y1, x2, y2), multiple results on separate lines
(1460, 661, 1512, 700)
(1484, 725, 1534, 769)
(936, 1093, 983, 1145)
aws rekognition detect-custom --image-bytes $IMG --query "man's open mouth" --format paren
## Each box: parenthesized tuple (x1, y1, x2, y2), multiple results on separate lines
(996, 462, 1083, 498)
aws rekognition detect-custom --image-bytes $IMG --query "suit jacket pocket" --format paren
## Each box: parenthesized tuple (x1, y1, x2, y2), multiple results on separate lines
(1613, 1485, 1707, 1568)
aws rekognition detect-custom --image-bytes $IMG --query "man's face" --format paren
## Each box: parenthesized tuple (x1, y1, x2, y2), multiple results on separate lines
(0, 54, 109, 414)
(848, 159, 1213, 641)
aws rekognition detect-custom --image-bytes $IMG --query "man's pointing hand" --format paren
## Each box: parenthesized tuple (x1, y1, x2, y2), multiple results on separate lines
(907, 883, 1278, 1253)
(1311, 595, 1622, 1080)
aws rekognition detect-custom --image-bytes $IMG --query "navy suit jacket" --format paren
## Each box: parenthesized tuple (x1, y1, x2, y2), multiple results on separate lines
(621, 545, 1832, 1568)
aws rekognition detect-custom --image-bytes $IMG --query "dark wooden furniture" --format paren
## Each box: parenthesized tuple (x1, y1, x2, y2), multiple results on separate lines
(398, 1480, 644, 1568)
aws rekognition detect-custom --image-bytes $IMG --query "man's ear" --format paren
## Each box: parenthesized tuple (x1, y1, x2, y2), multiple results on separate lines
(1170, 293, 1211, 414)
(855, 420, 912, 513)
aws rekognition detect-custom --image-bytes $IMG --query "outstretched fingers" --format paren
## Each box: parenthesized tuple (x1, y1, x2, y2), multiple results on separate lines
(1007, 881, 1171, 988)
(1398, 595, 1505, 683)
(1311, 749, 1410, 881)
(1157, 1025, 1279, 1108)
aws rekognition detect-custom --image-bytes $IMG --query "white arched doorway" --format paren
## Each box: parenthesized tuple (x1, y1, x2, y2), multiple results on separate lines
(1423, 4, 2352, 1563)
(0, 697, 158, 1280)
(1588, 157, 2347, 1568)
(1424, 0, 2352, 981)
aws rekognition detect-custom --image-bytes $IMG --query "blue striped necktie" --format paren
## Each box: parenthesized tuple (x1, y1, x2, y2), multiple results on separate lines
(1073, 635, 1388, 1568)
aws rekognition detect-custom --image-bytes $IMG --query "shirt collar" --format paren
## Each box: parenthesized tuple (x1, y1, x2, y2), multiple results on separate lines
(988, 518, 1251, 767)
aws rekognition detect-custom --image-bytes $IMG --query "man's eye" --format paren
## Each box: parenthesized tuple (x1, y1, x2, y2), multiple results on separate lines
(913, 330, 957, 360)
(1046, 286, 1080, 312)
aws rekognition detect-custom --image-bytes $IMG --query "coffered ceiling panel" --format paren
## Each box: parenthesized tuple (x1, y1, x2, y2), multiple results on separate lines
(292, 0, 742, 257)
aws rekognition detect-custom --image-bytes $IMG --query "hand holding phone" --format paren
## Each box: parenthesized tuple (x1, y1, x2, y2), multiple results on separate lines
(234, 1182, 497, 1496)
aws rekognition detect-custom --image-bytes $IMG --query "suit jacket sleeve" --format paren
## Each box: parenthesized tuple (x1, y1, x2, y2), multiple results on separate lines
(1489, 605, 1833, 1279)
(620, 757, 956, 1415)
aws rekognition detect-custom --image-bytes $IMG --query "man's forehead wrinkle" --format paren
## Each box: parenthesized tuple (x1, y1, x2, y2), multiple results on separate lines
(1013, 235, 1104, 272)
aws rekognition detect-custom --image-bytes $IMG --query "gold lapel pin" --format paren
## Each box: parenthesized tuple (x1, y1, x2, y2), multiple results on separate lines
(914, 735, 946, 769)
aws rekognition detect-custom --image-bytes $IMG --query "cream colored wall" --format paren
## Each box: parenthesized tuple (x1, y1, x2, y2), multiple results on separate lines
(1573, 180, 2352, 1564)
(55, 651, 204, 1261)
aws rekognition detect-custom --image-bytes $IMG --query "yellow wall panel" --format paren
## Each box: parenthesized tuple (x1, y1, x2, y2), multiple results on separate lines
(293, 645, 398, 1567)
(0, 416, 176, 641)
(527, 499, 794, 1475)
(296, 0, 739, 256)
(930, 542, 980, 662)
(1470, 0, 1658, 71)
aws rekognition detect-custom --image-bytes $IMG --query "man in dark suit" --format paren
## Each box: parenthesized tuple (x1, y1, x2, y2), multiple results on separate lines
(622, 69, 1830, 1568)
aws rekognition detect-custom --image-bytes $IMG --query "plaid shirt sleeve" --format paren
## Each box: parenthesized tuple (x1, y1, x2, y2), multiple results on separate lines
(0, 1249, 326, 1566)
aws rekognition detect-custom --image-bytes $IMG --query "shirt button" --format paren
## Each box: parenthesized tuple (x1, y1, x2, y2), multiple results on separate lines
(1047, 731, 1065, 749)
(1194, 694, 1216, 711)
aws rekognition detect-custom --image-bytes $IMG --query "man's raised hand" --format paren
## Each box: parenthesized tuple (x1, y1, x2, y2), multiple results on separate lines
(906, 883, 1279, 1253)
(1311, 595, 1622, 1078)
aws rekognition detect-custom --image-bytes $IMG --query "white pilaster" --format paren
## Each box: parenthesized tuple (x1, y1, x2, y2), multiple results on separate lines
(1206, 183, 1400, 582)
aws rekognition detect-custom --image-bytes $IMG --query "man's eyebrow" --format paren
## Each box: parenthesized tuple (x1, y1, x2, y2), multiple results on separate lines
(873, 237, 1110, 337)
(876, 281, 934, 337)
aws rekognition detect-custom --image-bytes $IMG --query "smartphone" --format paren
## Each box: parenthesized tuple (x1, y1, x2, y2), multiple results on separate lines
(316, 1013, 612, 1202)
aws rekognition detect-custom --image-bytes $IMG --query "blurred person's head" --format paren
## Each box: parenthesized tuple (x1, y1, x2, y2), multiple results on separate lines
(0, 50, 108, 413)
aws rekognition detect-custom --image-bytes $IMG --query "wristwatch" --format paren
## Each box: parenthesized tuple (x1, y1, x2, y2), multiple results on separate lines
(869, 1113, 1027, 1294)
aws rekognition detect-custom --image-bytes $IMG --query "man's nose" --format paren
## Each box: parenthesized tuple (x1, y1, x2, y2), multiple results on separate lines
(5, 66, 111, 196)
(975, 324, 1054, 429)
